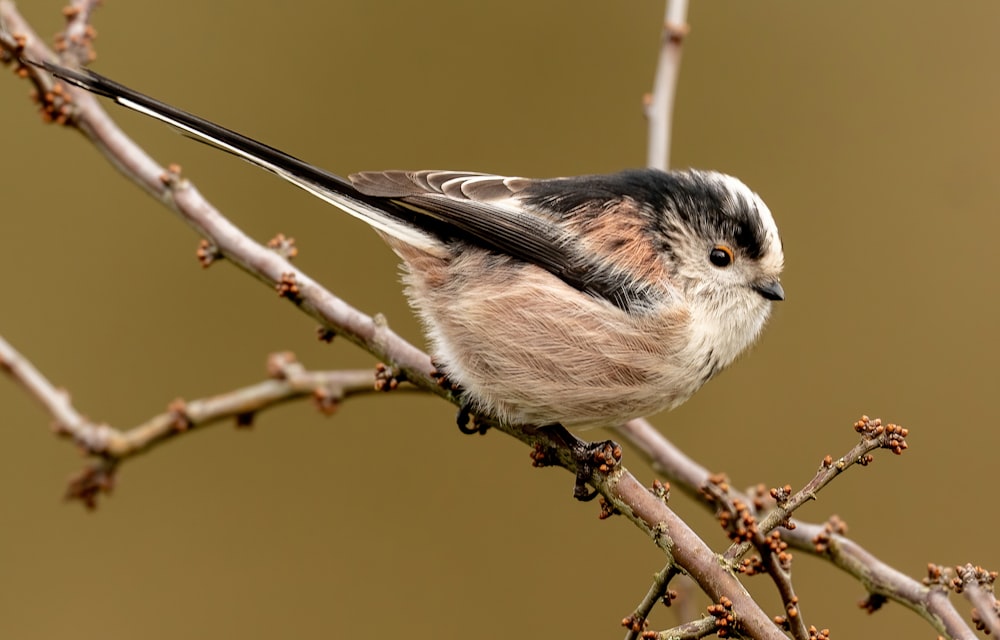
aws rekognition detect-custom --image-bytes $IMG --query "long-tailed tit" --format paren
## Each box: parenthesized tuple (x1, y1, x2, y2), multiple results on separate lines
(33, 61, 784, 431)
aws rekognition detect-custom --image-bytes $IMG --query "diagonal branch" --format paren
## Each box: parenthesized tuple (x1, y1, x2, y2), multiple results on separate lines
(622, 560, 681, 640)
(615, 418, 977, 639)
(0, 333, 89, 435)
(954, 564, 1000, 637)
(0, 9, 791, 636)
(0, 2, 438, 396)
(0, 333, 412, 506)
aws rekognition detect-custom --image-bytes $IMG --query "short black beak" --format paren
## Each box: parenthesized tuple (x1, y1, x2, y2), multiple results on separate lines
(754, 280, 785, 301)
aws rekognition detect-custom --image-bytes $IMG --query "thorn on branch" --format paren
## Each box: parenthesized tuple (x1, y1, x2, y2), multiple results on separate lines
(266, 233, 298, 260)
(316, 326, 336, 343)
(196, 238, 221, 268)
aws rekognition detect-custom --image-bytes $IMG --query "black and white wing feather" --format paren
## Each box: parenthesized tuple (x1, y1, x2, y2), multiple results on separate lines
(38, 61, 657, 309)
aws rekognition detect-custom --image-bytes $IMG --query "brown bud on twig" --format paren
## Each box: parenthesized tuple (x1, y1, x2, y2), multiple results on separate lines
(266, 233, 298, 260)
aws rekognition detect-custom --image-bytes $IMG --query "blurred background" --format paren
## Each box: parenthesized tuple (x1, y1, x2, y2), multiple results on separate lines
(1, 1, 997, 638)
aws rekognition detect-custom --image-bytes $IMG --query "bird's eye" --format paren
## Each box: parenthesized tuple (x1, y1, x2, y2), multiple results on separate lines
(709, 245, 734, 268)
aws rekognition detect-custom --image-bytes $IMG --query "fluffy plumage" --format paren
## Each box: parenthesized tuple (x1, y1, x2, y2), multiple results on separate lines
(37, 61, 785, 428)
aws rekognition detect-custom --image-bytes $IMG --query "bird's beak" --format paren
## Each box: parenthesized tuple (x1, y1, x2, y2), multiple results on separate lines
(754, 280, 785, 301)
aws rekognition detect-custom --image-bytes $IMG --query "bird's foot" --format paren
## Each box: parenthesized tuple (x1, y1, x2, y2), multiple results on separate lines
(431, 359, 488, 435)
(533, 424, 622, 501)
(455, 402, 489, 435)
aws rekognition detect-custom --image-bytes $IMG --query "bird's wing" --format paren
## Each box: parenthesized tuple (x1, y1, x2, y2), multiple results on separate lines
(36, 61, 649, 309)
(353, 171, 578, 274)
(350, 171, 655, 308)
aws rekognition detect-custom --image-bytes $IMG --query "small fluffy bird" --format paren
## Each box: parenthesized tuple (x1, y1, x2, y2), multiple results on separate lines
(36, 61, 784, 431)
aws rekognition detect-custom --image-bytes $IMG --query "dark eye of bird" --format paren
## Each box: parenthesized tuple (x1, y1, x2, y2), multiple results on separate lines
(709, 245, 734, 268)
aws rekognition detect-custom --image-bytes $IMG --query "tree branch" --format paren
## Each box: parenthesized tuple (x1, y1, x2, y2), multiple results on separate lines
(622, 560, 681, 639)
(614, 418, 978, 639)
(0, 333, 412, 506)
(0, 2, 438, 395)
(954, 564, 1000, 637)
(3, 6, 989, 640)
(645, 0, 689, 171)
(56, 0, 100, 66)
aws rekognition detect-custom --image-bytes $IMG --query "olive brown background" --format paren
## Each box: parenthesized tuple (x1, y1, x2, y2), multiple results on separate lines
(1, 2, 997, 638)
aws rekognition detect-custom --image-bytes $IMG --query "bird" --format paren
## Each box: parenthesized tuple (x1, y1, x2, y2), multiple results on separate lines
(32, 60, 784, 437)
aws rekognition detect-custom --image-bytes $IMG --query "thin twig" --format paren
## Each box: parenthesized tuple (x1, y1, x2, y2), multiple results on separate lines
(954, 564, 1000, 637)
(57, 0, 101, 65)
(0, 336, 390, 459)
(615, 418, 977, 639)
(702, 478, 810, 640)
(651, 616, 717, 640)
(725, 416, 909, 564)
(623, 561, 680, 640)
(0, 333, 90, 436)
(595, 468, 786, 639)
(645, 0, 689, 171)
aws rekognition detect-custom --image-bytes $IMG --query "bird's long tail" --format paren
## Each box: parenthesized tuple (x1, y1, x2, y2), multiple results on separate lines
(33, 60, 441, 252)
